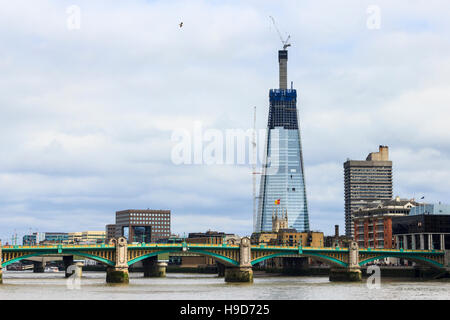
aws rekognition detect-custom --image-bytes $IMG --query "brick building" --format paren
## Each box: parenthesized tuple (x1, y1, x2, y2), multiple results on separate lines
(353, 197, 418, 249)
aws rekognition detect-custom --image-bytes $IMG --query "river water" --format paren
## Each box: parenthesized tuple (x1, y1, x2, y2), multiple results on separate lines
(1, 271, 449, 300)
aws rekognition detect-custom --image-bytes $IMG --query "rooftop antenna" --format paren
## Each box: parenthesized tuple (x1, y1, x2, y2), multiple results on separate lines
(269, 16, 291, 50)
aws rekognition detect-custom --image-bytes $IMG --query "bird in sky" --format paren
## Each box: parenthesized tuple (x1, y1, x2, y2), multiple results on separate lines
(179, 22, 183, 28)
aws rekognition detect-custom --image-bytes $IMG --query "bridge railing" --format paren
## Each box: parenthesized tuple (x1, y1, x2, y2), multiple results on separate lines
(254, 245, 347, 250)
(1, 244, 114, 250)
(2, 243, 443, 255)
(360, 248, 444, 254)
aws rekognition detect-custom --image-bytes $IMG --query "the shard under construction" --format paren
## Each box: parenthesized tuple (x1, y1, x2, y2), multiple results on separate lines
(255, 49, 310, 233)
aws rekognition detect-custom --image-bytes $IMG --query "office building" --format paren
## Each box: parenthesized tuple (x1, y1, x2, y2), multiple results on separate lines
(68, 232, 82, 244)
(105, 224, 116, 242)
(256, 48, 309, 233)
(344, 145, 393, 237)
(81, 231, 106, 243)
(393, 212, 450, 251)
(23, 234, 37, 246)
(40, 232, 68, 244)
(114, 209, 171, 243)
(409, 202, 450, 216)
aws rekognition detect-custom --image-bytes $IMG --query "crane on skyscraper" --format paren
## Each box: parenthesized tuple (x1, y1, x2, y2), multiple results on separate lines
(269, 16, 291, 50)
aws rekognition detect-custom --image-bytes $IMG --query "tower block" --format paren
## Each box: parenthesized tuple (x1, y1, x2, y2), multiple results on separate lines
(256, 48, 310, 233)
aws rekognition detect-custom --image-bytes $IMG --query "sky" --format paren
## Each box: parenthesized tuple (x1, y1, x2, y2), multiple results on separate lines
(1, 0, 450, 243)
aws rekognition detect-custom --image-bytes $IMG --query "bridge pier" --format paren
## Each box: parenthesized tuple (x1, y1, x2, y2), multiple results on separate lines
(33, 261, 45, 273)
(106, 267, 129, 284)
(106, 237, 129, 284)
(63, 256, 74, 278)
(224, 267, 253, 282)
(224, 237, 253, 283)
(217, 262, 225, 277)
(329, 268, 362, 282)
(143, 256, 167, 277)
(329, 241, 362, 282)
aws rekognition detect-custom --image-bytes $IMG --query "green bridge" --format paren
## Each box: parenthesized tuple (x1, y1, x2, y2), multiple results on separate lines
(0, 237, 447, 283)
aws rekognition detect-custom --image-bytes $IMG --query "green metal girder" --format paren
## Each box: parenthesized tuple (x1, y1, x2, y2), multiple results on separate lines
(61, 251, 115, 266)
(127, 248, 240, 267)
(2, 244, 444, 270)
(127, 249, 174, 266)
(359, 254, 444, 268)
(2, 250, 115, 267)
(2, 251, 56, 267)
(251, 251, 348, 267)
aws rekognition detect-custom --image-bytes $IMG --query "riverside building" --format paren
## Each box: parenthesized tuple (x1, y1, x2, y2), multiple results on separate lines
(353, 197, 418, 249)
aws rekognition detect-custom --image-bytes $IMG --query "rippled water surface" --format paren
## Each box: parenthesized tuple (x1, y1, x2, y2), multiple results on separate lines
(1, 271, 449, 300)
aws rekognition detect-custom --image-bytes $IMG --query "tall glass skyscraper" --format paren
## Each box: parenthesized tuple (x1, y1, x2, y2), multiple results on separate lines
(255, 50, 310, 233)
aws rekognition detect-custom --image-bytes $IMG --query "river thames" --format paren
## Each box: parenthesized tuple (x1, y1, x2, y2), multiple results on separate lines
(0, 271, 449, 300)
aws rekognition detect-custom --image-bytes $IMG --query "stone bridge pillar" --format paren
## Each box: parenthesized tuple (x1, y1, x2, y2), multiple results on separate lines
(329, 241, 362, 282)
(33, 261, 45, 273)
(0, 241, 3, 284)
(143, 256, 167, 277)
(224, 237, 253, 283)
(63, 256, 74, 278)
(106, 237, 129, 284)
(216, 262, 225, 277)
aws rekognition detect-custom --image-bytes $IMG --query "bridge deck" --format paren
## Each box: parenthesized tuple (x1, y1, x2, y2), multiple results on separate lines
(1, 243, 445, 255)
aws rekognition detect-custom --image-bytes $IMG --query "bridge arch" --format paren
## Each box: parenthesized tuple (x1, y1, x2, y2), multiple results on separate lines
(359, 254, 444, 269)
(251, 252, 348, 268)
(127, 249, 240, 267)
(2, 251, 115, 267)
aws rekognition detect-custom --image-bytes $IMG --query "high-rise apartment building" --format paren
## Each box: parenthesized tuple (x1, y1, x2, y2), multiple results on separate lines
(255, 49, 309, 233)
(344, 146, 393, 237)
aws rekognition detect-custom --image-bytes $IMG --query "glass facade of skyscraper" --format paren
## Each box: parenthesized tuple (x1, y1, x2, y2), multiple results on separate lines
(256, 81, 309, 233)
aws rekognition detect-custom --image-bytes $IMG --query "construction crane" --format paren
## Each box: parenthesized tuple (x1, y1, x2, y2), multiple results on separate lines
(269, 16, 291, 50)
(252, 106, 262, 232)
(11, 230, 18, 245)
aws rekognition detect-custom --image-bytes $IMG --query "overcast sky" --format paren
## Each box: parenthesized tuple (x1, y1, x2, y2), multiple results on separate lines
(1, 0, 450, 243)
